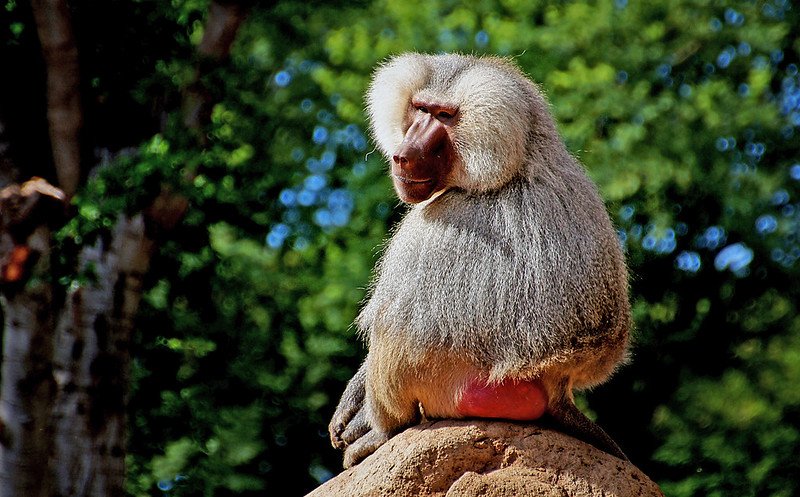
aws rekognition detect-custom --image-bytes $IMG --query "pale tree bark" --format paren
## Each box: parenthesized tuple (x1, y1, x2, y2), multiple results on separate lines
(49, 214, 155, 496)
(0, 180, 66, 497)
(0, 1, 247, 496)
(0, 271, 55, 497)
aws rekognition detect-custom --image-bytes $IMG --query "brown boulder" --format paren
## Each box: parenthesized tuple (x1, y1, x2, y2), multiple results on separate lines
(308, 420, 663, 497)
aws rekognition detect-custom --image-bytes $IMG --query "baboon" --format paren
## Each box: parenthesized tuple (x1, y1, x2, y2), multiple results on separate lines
(329, 53, 631, 468)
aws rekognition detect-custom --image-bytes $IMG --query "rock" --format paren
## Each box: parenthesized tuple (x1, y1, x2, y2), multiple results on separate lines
(308, 420, 664, 497)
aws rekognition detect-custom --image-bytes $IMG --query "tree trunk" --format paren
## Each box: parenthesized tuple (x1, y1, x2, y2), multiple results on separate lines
(49, 215, 154, 496)
(30, 0, 82, 198)
(0, 224, 57, 497)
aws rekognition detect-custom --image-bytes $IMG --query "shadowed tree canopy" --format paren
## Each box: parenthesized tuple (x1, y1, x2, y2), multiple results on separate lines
(0, 0, 798, 496)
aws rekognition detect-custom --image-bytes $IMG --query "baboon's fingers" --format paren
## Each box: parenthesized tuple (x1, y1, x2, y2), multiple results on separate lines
(343, 429, 391, 469)
(339, 406, 371, 446)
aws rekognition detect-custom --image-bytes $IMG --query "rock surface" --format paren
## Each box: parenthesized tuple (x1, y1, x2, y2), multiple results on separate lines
(308, 420, 664, 497)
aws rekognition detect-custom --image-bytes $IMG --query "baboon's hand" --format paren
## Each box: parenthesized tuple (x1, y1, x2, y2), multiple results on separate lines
(329, 359, 410, 467)
(329, 362, 368, 449)
(330, 394, 387, 468)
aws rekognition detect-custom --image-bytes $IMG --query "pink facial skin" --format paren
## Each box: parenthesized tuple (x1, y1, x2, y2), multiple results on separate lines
(457, 377, 548, 421)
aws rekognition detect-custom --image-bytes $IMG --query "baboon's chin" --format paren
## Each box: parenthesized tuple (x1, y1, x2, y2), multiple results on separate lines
(393, 180, 436, 204)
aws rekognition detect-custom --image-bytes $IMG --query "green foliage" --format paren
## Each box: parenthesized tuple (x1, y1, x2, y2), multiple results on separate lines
(4, 0, 798, 495)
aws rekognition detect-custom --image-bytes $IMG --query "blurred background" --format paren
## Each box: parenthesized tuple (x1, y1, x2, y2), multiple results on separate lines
(2, 0, 799, 495)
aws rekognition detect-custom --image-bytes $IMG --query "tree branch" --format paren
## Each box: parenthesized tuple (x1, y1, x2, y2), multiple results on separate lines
(183, 0, 248, 131)
(198, 1, 248, 60)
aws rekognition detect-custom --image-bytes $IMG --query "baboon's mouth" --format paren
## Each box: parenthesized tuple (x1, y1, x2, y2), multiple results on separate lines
(393, 175, 432, 184)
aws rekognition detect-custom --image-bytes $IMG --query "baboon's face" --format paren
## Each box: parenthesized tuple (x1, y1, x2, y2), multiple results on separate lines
(367, 53, 538, 203)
